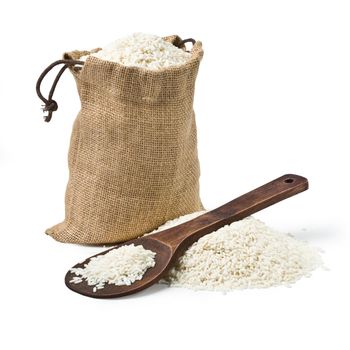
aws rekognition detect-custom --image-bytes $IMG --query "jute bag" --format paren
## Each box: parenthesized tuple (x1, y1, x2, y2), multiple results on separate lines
(36, 35, 204, 244)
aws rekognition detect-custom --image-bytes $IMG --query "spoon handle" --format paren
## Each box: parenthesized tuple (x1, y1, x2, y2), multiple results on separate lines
(152, 174, 308, 250)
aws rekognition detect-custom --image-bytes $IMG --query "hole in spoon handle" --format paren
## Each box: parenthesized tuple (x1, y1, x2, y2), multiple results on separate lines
(214, 174, 309, 221)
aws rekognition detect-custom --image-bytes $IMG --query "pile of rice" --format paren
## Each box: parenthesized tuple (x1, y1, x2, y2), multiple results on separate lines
(70, 244, 156, 292)
(69, 212, 323, 293)
(152, 212, 323, 291)
(80, 33, 191, 69)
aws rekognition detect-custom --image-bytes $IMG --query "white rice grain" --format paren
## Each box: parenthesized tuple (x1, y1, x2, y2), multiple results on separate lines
(70, 244, 156, 291)
(149, 212, 324, 291)
(80, 33, 191, 70)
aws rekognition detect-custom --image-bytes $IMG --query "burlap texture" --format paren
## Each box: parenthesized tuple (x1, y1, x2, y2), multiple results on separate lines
(46, 35, 204, 244)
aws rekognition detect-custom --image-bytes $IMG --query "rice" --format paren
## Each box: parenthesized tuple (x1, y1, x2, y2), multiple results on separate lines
(80, 33, 191, 69)
(69, 244, 156, 291)
(150, 212, 324, 291)
(69, 212, 324, 293)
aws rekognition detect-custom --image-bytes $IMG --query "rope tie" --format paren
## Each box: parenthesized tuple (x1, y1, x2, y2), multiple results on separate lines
(36, 59, 84, 122)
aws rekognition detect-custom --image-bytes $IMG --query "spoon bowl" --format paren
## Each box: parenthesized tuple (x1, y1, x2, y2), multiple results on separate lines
(65, 237, 173, 298)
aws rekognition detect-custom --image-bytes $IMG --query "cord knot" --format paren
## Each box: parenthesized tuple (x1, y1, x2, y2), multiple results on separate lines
(44, 99, 58, 111)
(36, 59, 84, 122)
(42, 100, 58, 122)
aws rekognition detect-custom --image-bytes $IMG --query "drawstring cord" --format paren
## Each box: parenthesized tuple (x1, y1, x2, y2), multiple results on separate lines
(36, 59, 84, 122)
(36, 39, 195, 122)
(179, 38, 196, 49)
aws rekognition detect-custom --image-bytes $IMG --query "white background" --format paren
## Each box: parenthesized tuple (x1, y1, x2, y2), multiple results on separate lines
(1, 1, 349, 349)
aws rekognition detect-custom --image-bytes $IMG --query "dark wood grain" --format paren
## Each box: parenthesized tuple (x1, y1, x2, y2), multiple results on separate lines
(65, 174, 308, 298)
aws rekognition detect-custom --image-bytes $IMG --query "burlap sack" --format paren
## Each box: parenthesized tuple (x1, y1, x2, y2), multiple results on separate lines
(45, 35, 204, 244)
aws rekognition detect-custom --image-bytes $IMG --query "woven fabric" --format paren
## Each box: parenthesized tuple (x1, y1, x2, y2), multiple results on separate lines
(46, 35, 204, 244)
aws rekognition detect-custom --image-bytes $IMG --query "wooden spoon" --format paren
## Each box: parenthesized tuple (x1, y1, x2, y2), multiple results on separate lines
(65, 174, 308, 298)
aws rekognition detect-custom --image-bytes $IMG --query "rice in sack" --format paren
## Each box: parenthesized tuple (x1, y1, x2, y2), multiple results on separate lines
(36, 34, 204, 244)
